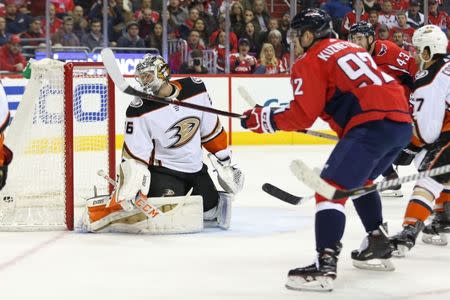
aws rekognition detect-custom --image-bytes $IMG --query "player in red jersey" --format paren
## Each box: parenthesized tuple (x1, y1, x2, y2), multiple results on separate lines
(241, 8, 412, 292)
(349, 21, 418, 197)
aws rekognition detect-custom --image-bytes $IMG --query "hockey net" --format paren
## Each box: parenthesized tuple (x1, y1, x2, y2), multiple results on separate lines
(0, 59, 116, 231)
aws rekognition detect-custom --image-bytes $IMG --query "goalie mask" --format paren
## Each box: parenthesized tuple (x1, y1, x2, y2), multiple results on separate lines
(412, 25, 448, 66)
(135, 54, 171, 94)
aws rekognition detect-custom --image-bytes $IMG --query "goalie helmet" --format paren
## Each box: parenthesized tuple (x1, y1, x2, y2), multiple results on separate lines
(135, 54, 171, 94)
(412, 25, 448, 63)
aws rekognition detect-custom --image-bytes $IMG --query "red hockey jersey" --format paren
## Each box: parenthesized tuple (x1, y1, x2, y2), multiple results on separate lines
(371, 40, 417, 95)
(272, 39, 411, 138)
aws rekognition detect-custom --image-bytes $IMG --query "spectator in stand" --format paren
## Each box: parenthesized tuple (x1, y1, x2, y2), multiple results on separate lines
(51, 0, 74, 17)
(134, 0, 159, 22)
(379, 0, 398, 29)
(145, 22, 162, 53)
(229, 38, 257, 74)
(362, 0, 381, 13)
(279, 12, 291, 40)
(368, 9, 382, 39)
(88, 0, 125, 46)
(117, 21, 145, 49)
(230, 1, 246, 37)
(267, 29, 288, 60)
(241, 21, 258, 55)
(212, 30, 237, 73)
(72, 5, 88, 40)
(378, 23, 390, 40)
(210, 15, 238, 52)
(244, 9, 261, 34)
(179, 49, 208, 74)
(41, 4, 63, 34)
(168, 29, 206, 74)
(193, 18, 209, 47)
(0, 17, 9, 46)
(322, 0, 352, 37)
(4, 0, 30, 35)
(341, 0, 369, 38)
(0, 35, 26, 72)
(189, 0, 217, 36)
(254, 43, 287, 74)
(184, 7, 200, 30)
(51, 16, 80, 47)
(168, 0, 188, 30)
(389, 0, 409, 12)
(80, 19, 104, 50)
(389, 11, 415, 43)
(428, 0, 450, 33)
(138, 8, 156, 39)
(20, 17, 45, 46)
(406, 0, 424, 29)
(257, 18, 280, 52)
(253, 0, 270, 33)
(391, 29, 414, 52)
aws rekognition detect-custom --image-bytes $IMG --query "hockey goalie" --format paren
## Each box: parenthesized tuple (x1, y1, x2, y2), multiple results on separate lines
(81, 54, 244, 234)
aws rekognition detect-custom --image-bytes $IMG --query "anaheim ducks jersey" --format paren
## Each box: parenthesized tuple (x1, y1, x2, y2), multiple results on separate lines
(410, 55, 450, 145)
(122, 77, 228, 173)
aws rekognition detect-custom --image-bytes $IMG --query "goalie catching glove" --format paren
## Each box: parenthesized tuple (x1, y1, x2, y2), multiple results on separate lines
(208, 150, 244, 194)
(116, 159, 151, 211)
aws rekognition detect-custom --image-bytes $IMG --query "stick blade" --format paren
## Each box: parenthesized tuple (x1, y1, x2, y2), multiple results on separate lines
(262, 183, 302, 205)
(100, 48, 130, 91)
(290, 160, 336, 199)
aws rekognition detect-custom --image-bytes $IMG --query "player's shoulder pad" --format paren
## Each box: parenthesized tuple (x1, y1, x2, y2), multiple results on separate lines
(413, 56, 450, 90)
(126, 96, 167, 118)
(173, 77, 207, 101)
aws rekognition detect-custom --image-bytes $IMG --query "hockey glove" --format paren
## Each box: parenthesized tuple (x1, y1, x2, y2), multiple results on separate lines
(241, 105, 277, 134)
(393, 143, 422, 166)
(117, 159, 151, 211)
(208, 150, 244, 194)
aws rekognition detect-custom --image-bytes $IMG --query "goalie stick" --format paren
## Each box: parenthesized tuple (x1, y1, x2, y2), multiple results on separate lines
(263, 160, 450, 202)
(101, 48, 245, 119)
(237, 86, 338, 141)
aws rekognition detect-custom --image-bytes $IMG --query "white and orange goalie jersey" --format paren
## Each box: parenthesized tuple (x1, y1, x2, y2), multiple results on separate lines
(122, 77, 228, 172)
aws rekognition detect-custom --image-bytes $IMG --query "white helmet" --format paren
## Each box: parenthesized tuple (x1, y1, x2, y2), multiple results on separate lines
(412, 25, 448, 63)
(135, 54, 171, 94)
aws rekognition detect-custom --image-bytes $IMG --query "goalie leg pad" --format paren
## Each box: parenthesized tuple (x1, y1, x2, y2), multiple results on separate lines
(204, 191, 232, 230)
(81, 193, 204, 234)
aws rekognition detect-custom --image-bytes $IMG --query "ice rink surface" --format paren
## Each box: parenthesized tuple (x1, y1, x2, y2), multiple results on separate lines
(1, 145, 449, 300)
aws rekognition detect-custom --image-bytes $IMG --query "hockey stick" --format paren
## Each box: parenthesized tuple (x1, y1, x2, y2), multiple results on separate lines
(101, 48, 245, 119)
(237, 86, 338, 141)
(289, 160, 450, 200)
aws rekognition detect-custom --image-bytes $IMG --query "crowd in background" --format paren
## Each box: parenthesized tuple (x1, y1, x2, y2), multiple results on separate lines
(0, 0, 450, 74)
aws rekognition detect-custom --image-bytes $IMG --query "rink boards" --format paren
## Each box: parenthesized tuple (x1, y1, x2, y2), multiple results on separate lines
(1, 75, 336, 147)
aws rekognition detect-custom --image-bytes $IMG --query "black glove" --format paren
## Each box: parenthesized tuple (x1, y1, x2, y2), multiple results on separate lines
(0, 165, 8, 191)
(393, 143, 422, 166)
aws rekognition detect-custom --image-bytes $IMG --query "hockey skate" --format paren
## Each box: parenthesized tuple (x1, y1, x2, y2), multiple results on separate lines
(380, 171, 403, 198)
(390, 221, 424, 257)
(352, 225, 395, 271)
(422, 208, 450, 246)
(286, 245, 340, 292)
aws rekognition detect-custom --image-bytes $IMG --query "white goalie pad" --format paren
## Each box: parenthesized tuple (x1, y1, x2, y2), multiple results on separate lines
(204, 192, 233, 230)
(81, 194, 204, 234)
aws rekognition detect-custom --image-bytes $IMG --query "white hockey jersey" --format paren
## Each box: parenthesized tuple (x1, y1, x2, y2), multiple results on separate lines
(410, 55, 450, 145)
(122, 77, 228, 173)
